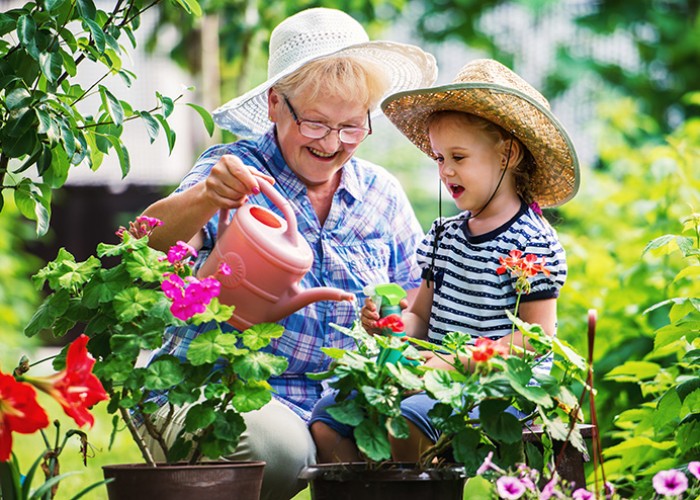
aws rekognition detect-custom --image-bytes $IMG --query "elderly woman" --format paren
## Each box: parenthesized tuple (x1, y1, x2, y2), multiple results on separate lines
(141, 8, 436, 500)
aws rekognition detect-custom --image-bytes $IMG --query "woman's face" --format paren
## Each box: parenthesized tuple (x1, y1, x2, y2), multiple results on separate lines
(429, 113, 516, 213)
(268, 89, 369, 187)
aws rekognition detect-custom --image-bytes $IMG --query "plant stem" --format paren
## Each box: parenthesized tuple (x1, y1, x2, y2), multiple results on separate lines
(116, 400, 157, 467)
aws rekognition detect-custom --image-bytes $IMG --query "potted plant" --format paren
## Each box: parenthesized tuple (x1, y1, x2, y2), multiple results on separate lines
(23, 216, 289, 499)
(300, 320, 468, 500)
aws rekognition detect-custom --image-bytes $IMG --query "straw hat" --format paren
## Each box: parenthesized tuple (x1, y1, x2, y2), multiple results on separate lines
(213, 8, 438, 139)
(381, 59, 579, 208)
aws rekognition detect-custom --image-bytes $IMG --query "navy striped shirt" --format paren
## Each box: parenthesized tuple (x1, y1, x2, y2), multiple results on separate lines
(416, 202, 566, 346)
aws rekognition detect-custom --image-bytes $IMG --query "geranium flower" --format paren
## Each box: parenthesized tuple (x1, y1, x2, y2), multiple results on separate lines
(572, 488, 594, 500)
(496, 475, 526, 499)
(375, 314, 405, 333)
(0, 373, 50, 461)
(496, 250, 549, 294)
(26, 334, 108, 428)
(689, 461, 700, 481)
(167, 241, 198, 264)
(471, 337, 508, 362)
(116, 215, 163, 239)
(652, 469, 688, 496)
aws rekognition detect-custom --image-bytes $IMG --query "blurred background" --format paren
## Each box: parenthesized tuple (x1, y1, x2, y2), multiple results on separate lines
(1, 0, 699, 497)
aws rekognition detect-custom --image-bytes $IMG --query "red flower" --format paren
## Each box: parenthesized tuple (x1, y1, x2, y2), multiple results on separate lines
(496, 250, 550, 294)
(28, 335, 108, 428)
(0, 373, 49, 461)
(471, 337, 508, 363)
(375, 314, 405, 333)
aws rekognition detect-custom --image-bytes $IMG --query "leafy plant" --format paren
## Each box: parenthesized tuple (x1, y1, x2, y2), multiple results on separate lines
(602, 212, 700, 498)
(309, 321, 425, 463)
(23, 217, 288, 466)
(0, 0, 210, 235)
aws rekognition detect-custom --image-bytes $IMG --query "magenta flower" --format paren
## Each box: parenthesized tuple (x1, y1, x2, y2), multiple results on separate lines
(496, 476, 526, 499)
(161, 273, 185, 300)
(689, 461, 700, 481)
(604, 481, 616, 499)
(167, 241, 198, 264)
(540, 476, 561, 500)
(476, 451, 496, 475)
(218, 262, 232, 276)
(653, 469, 688, 496)
(116, 215, 163, 239)
(572, 488, 594, 500)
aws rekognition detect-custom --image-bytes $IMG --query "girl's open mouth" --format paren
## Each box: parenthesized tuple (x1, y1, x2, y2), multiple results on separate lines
(448, 183, 465, 197)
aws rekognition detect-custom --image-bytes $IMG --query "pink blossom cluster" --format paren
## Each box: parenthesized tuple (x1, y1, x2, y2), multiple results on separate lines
(162, 273, 221, 321)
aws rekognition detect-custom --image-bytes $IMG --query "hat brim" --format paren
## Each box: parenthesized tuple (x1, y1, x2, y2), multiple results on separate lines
(382, 83, 580, 208)
(213, 41, 437, 139)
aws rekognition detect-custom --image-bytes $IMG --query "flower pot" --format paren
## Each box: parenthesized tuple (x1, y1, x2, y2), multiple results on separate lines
(102, 461, 265, 500)
(299, 462, 466, 500)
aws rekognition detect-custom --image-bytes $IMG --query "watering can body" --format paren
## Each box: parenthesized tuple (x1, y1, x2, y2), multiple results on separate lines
(197, 178, 354, 330)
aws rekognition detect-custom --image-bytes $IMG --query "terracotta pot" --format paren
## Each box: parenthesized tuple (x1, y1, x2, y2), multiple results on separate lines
(299, 462, 466, 500)
(102, 461, 265, 500)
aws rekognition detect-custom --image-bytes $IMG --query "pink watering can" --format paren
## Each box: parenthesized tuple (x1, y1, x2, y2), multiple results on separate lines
(197, 178, 355, 330)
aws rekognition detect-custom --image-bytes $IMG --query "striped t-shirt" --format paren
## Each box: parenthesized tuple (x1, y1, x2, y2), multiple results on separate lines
(416, 202, 567, 346)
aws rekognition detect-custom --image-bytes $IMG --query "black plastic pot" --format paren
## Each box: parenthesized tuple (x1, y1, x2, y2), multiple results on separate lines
(102, 461, 265, 500)
(299, 462, 466, 500)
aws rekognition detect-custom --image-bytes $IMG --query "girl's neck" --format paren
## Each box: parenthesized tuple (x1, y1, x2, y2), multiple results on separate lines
(467, 196, 522, 236)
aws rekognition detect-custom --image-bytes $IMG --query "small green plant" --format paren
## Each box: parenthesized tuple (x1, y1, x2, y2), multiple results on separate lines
(309, 320, 425, 463)
(23, 216, 288, 466)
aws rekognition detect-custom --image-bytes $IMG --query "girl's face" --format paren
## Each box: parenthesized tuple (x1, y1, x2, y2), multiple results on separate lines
(268, 89, 368, 187)
(429, 113, 517, 214)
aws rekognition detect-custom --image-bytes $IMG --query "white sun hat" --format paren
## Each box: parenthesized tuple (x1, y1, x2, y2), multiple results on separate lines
(212, 7, 438, 138)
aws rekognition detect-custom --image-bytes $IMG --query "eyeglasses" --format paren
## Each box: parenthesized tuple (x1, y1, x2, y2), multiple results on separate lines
(283, 96, 372, 145)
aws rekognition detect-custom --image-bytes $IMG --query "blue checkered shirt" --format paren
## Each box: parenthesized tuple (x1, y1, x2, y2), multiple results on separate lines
(147, 128, 423, 421)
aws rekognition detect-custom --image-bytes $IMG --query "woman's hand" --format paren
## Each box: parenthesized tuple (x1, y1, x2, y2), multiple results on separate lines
(204, 154, 276, 209)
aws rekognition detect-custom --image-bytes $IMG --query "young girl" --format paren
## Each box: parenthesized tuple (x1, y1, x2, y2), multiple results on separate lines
(309, 59, 580, 462)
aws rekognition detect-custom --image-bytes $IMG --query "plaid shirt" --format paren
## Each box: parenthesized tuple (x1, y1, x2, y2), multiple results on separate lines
(148, 128, 423, 421)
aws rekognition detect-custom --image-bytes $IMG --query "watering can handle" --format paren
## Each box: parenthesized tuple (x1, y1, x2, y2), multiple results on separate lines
(216, 177, 298, 245)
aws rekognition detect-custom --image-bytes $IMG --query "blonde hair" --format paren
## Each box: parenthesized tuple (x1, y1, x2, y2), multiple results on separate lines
(273, 56, 390, 109)
(427, 111, 538, 205)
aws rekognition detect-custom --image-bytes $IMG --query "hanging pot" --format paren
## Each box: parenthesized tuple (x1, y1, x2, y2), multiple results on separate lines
(299, 462, 466, 500)
(102, 461, 265, 500)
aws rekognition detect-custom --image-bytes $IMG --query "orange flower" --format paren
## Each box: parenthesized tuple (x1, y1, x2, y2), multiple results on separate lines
(0, 373, 49, 461)
(27, 335, 108, 428)
(496, 250, 550, 294)
(471, 337, 509, 363)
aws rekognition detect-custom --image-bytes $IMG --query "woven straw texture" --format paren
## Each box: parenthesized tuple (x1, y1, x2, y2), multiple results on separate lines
(382, 59, 579, 208)
(213, 8, 437, 139)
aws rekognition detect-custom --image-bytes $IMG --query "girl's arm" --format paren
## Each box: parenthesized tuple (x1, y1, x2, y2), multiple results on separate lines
(494, 297, 558, 353)
(402, 281, 433, 340)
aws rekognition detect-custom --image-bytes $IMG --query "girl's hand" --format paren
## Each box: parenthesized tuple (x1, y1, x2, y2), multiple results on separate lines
(360, 297, 381, 335)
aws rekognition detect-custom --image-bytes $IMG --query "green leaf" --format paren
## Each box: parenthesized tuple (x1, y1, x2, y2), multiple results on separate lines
(106, 135, 131, 178)
(184, 404, 216, 433)
(139, 111, 160, 143)
(354, 420, 391, 462)
(604, 361, 661, 383)
(39, 50, 63, 82)
(143, 357, 185, 391)
(187, 330, 222, 365)
(387, 415, 409, 439)
(157, 92, 175, 117)
(187, 102, 214, 136)
(17, 15, 38, 59)
(480, 399, 523, 444)
(231, 380, 272, 412)
(5, 88, 31, 110)
(173, 0, 203, 16)
(99, 85, 124, 126)
(155, 114, 176, 153)
(241, 323, 285, 350)
(24, 289, 71, 337)
(451, 426, 483, 470)
(82, 17, 105, 54)
(233, 351, 288, 380)
(424, 369, 464, 407)
(76, 0, 97, 19)
(327, 398, 364, 426)
(113, 287, 158, 321)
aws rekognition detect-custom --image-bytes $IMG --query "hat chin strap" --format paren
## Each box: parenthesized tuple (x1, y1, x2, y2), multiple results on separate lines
(426, 135, 514, 287)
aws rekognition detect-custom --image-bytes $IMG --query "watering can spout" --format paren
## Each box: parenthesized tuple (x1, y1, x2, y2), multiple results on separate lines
(277, 285, 355, 319)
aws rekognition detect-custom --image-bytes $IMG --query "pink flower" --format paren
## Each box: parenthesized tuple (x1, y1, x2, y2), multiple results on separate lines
(689, 461, 700, 481)
(167, 241, 198, 264)
(652, 469, 688, 496)
(540, 476, 560, 500)
(116, 216, 163, 239)
(496, 476, 526, 499)
(161, 273, 185, 300)
(572, 488, 594, 500)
